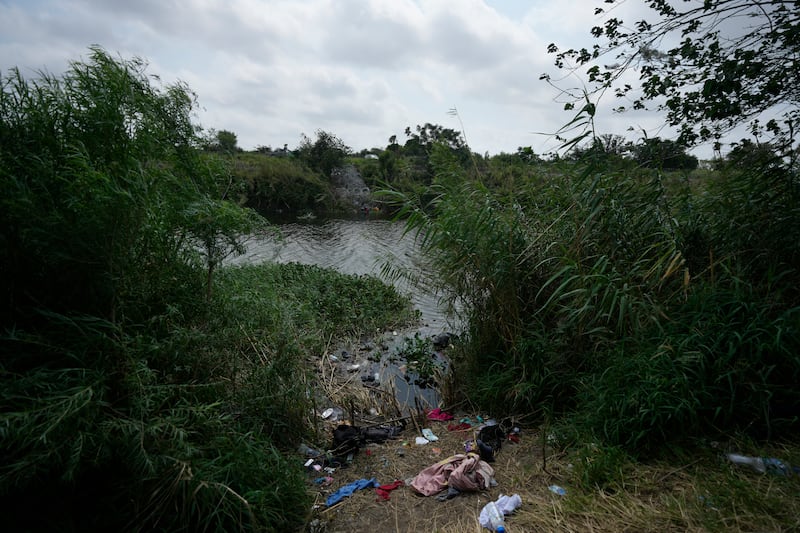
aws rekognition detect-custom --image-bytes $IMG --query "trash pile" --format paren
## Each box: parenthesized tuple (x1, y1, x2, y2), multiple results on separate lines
(300, 405, 527, 531)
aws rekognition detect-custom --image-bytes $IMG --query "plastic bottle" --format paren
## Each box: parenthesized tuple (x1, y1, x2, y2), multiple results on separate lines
(480, 501, 507, 532)
(298, 443, 320, 457)
(727, 453, 792, 475)
(727, 453, 767, 473)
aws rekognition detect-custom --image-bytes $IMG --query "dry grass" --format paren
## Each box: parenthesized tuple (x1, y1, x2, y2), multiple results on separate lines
(303, 341, 800, 532)
(304, 415, 800, 532)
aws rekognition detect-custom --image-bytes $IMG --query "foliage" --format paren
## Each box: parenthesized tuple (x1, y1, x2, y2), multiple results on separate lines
(396, 333, 440, 387)
(376, 123, 475, 186)
(1, 47, 193, 325)
(633, 137, 699, 170)
(349, 155, 382, 188)
(570, 442, 631, 490)
(204, 128, 239, 153)
(569, 133, 635, 170)
(389, 133, 800, 453)
(547, 0, 800, 159)
(217, 262, 417, 341)
(234, 152, 334, 213)
(296, 129, 351, 178)
(403, 122, 467, 154)
(0, 48, 416, 531)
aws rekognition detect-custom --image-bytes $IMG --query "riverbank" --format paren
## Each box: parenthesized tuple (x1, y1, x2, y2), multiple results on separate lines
(306, 412, 800, 532)
(290, 300, 800, 532)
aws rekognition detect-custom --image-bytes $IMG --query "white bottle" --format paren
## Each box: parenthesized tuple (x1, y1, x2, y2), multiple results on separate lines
(480, 501, 507, 532)
(727, 453, 766, 474)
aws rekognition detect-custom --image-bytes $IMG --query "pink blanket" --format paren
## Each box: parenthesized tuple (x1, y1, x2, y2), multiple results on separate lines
(410, 453, 495, 496)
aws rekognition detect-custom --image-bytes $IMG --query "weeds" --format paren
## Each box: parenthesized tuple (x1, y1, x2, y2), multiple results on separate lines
(396, 333, 441, 387)
(386, 135, 800, 455)
(0, 49, 417, 532)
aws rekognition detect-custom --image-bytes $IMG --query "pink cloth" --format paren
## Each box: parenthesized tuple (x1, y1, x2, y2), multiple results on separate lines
(427, 408, 454, 421)
(410, 453, 495, 496)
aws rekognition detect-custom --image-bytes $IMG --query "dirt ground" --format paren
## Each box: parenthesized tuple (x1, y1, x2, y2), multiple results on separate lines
(300, 333, 800, 532)
(303, 335, 556, 532)
(304, 414, 549, 533)
(301, 413, 800, 533)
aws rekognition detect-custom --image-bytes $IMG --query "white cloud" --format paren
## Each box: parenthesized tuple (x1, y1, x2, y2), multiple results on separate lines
(0, 0, 728, 158)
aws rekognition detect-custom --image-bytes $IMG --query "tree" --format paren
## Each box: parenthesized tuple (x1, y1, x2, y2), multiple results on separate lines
(547, 0, 799, 159)
(203, 128, 239, 153)
(516, 146, 541, 164)
(570, 133, 632, 163)
(296, 129, 350, 177)
(632, 137, 699, 170)
(720, 139, 784, 171)
(216, 129, 238, 153)
(403, 123, 466, 154)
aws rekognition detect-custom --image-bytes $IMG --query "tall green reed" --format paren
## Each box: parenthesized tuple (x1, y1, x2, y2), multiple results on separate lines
(388, 136, 799, 452)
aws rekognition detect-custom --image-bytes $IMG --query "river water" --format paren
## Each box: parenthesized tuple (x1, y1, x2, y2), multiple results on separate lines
(231, 217, 454, 336)
(230, 216, 459, 412)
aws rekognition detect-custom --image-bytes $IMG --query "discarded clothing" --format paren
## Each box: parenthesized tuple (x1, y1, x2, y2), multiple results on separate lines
(363, 425, 403, 443)
(478, 423, 505, 451)
(332, 424, 363, 457)
(463, 438, 497, 463)
(410, 453, 495, 496)
(495, 493, 522, 513)
(471, 422, 506, 462)
(427, 408, 454, 421)
(447, 422, 472, 432)
(375, 480, 404, 501)
(435, 486, 461, 502)
(326, 478, 378, 507)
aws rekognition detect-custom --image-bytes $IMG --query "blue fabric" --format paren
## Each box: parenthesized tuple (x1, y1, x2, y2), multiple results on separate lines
(326, 478, 379, 506)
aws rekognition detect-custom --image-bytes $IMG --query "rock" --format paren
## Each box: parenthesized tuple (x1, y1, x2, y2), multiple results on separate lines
(432, 332, 456, 349)
(330, 165, 371, 209)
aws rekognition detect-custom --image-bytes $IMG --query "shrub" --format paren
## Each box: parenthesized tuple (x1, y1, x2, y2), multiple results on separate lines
(235, 153, 333, 213)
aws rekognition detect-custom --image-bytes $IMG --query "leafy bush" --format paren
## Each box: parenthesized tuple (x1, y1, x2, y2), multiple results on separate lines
(0, 48, 420, 531)
(234, 152, 334, 213)
(296, 129, 350, 178)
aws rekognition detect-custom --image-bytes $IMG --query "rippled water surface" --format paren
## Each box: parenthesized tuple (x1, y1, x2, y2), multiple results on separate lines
(231, 218, 453, 335)
(231, 217, 458, 410)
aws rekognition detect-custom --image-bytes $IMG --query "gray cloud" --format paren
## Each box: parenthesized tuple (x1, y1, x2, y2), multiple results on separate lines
(0, 0, 718, 157)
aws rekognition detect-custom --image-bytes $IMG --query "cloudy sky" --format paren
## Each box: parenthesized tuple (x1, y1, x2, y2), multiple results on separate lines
(0, 0, 712, 157)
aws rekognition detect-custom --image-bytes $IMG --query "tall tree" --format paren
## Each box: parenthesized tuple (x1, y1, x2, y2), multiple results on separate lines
(546, 0, 799, 159)
(216, 129, 238, 153)
(633, 137, 699, 170)
(296, 129, 350, 177)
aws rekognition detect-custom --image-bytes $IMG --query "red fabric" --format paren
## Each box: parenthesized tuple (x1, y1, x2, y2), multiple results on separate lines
(375, 480, 404, 501)
(447, 422, 472, 431)
(427, 408, 454, 421)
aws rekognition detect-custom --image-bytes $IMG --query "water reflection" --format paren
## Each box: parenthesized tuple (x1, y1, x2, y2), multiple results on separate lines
(232, 218, 452, 335)
(231, 217, 462, 412)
